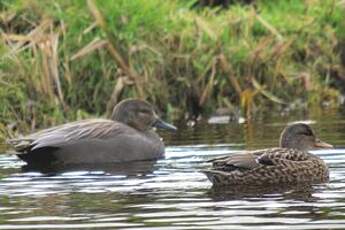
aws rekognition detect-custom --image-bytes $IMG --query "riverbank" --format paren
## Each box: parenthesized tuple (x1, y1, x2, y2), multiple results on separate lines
(1, 0, 344, 139)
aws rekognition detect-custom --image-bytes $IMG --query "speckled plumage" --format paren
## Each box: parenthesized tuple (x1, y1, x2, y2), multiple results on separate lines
(203, 123, 332, 186)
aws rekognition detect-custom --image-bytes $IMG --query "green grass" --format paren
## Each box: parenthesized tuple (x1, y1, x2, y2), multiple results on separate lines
(0, 0, 344, 137)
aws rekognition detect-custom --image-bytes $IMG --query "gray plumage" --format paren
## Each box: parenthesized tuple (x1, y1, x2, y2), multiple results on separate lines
(8, 99, 177, 165)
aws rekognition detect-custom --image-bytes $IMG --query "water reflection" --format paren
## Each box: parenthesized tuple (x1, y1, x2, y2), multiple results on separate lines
(208, 183, 316, 202)
(21, 160, 158, 176)
(1, 112, 345, 229)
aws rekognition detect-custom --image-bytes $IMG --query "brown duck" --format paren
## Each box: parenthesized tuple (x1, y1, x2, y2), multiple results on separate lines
(8, 99, 177, 165)
(203, 123, 333, 186)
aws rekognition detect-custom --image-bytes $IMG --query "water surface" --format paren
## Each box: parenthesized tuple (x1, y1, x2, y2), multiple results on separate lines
(1, 112, 345, 229)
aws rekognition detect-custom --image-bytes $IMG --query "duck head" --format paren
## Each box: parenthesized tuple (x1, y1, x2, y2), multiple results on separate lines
(280, 123, 333, 151)
(111, 99, 177, 132)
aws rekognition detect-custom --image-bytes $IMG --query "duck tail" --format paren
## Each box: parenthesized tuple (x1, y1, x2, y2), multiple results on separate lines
(7, 138, 33, 153)
(201, 169, 234, 186)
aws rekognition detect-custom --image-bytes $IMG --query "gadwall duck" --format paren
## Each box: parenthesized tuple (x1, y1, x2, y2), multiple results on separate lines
(203, 123, 333, 186)
(8, 99, 177, 165)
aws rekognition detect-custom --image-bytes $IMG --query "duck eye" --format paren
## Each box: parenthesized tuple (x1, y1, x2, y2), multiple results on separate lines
(138, 110, 154, 119)
(138, 109, 150, 114)
(298, 132, 309, 136)
(297, 128, 313, 137)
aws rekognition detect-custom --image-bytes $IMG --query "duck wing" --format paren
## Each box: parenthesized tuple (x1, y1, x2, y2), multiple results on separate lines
(210, 152, 261, 171)
(209, 148, 312, 172)
(8, 119, 131, 152)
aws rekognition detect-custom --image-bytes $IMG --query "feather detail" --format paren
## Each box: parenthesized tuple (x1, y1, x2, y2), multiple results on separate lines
(8, 119, 134, 153)
(203, 148, 328, 186)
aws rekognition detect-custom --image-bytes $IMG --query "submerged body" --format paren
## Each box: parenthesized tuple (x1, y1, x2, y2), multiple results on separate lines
(8, 99, 177, 166)
(203, 123, 333, 186)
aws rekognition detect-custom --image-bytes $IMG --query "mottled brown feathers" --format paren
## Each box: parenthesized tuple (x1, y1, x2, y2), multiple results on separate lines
(203, 123, 333, 186)
(203, 148, 329, 186)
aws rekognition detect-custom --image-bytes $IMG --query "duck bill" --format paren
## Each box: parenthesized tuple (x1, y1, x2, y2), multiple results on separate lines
(314, 139, 333, 149)
(154, 119, 177, 132)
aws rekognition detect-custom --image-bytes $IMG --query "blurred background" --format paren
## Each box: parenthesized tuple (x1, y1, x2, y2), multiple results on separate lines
(0, 0, 344, 139)
(1, 2, 345, 229)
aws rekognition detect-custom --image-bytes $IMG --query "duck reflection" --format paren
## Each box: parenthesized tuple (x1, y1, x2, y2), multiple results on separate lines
(21, 160, 157, 176)
(207, 183, 320, 202)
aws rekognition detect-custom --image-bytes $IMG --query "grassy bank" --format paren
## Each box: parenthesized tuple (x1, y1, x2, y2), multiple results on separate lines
(0, 0, 344, 138)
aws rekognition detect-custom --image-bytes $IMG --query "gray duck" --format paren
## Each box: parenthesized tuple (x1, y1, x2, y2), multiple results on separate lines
(8, 99, 177, 165)
(203, 123, 333, 186)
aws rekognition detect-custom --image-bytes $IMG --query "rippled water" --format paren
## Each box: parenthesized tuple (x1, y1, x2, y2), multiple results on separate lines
(1, 112, 345, 229)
